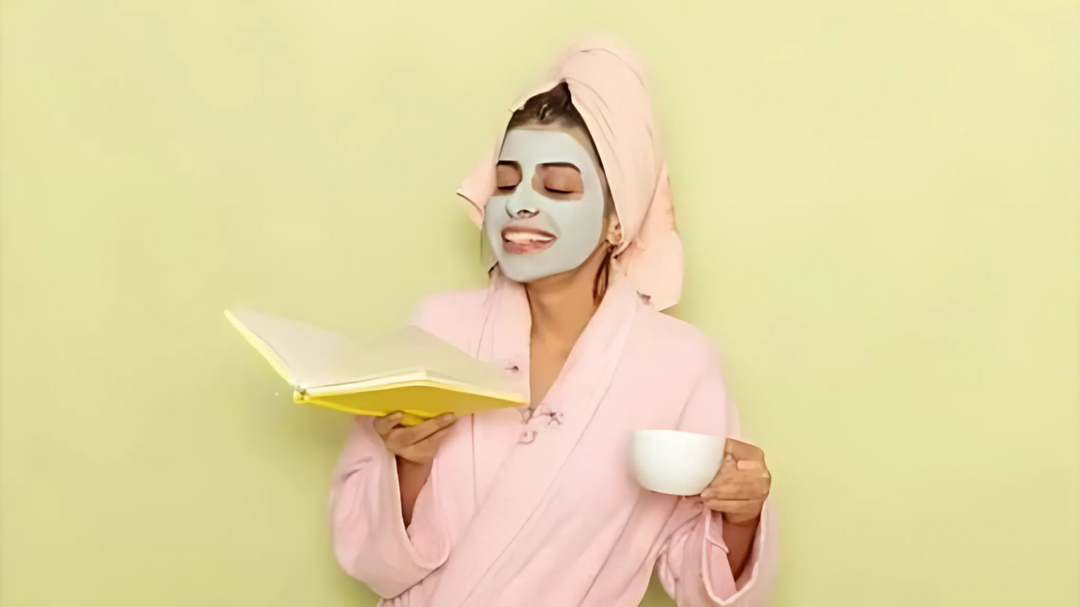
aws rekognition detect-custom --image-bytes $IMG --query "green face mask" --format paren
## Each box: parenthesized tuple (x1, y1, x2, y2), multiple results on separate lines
(484, 129, 605, 283)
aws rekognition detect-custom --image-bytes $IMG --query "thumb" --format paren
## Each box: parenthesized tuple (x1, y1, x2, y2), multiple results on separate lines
(715, 453, 737, 477)
(724, 438, 764, 462)
(723, 452, 738, 467)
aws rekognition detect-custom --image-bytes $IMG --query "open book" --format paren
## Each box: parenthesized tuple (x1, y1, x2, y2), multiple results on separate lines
(225, 306, 526, 425)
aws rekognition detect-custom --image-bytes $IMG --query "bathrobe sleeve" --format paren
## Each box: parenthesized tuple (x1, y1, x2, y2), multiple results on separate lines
(328, 297, 466, 599)
(329, 417, 453, 599)
(655, 352, 779, 607)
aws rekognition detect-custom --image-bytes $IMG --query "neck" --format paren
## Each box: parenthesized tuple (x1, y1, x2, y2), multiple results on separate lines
(525, 251, 608, 354)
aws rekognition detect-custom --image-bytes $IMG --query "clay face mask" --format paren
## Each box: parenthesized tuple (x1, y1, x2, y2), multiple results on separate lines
(484, 129, 605, 283)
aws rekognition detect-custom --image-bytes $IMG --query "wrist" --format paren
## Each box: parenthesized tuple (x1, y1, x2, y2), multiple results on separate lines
(722, 512, 761, 527)
(397, 456, 433, 473)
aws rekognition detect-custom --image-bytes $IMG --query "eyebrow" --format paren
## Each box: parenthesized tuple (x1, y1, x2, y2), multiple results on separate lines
(497, 160, 581, 172)
(540, 162, 581, 171)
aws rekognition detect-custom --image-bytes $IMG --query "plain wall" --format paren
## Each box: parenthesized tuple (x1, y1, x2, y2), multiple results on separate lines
(1, 1, 1077, 606)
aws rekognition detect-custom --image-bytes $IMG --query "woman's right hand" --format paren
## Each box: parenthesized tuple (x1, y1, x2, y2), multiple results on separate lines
(373, 412, 458, 465)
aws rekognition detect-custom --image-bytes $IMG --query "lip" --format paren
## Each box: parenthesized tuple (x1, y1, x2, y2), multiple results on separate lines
(501, 226, 557, 255)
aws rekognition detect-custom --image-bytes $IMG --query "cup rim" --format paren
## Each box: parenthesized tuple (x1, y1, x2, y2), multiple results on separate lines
(633, 429, 723, 443)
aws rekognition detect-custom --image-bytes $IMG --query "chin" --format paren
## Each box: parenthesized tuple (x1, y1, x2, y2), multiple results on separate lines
(497, 261, 583, 286)
(494, 250, 596, 285)
(499, 267, 545, 284)
(497, 261, 553, 284)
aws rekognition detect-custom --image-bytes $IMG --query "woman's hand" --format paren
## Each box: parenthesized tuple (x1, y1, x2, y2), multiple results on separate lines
(373, 412, 458, 465)
(700, 438, 771, 525)
(374, 412, 457, 525)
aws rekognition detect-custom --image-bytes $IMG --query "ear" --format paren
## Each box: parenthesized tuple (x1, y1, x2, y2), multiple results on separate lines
(606, 217, 623, 247)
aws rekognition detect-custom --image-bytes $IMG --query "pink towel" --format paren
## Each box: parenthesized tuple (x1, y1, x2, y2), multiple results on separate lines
(457, 36, 685, 310)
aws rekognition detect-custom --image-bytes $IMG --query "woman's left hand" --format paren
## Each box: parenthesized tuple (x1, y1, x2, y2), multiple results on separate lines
(700, 439, 771, 525)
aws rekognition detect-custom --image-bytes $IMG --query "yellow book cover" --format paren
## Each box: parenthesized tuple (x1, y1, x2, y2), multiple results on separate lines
(225, 306, 527, 425)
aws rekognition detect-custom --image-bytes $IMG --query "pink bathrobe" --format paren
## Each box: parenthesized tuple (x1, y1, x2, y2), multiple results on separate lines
(329, 277, 777, 607)
(330, 38, 777, 607)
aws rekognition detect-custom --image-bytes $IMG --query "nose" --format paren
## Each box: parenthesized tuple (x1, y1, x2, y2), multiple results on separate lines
(505, 190, 538, 219)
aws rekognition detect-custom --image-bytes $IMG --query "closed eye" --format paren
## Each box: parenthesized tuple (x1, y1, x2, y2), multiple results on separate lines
(495, 161, 522, 193)
(540, 164, 583, 197)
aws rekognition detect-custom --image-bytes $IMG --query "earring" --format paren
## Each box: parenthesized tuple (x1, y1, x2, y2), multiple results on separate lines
(606, 224, 622, 248)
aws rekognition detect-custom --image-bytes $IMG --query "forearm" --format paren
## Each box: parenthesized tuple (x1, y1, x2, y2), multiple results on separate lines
(397, 457, 433, 526)
(722, 515, 759, 580)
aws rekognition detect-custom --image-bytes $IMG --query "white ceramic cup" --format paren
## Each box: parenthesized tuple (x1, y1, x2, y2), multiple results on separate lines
(631, 429, 726, 496)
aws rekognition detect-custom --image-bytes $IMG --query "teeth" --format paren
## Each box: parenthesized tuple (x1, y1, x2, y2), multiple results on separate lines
(504, 232, 554, 244)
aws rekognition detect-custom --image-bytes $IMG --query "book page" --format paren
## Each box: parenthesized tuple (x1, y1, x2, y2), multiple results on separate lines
(344, 325, 521, 394)
(226, 306, 363, 389)
(226, 307, 522, 396)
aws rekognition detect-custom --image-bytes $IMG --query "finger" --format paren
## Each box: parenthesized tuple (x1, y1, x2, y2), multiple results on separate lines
(711, 453, 737, 481)
(707, 465, 739, 489)
(396, 425, 455, 463)
(703, 498, 760, 513)
(736, 459, 765, 472)
(417, 424, 455, 448)
(724, 438, 764, 462)
(728, 463, 771, 491)
(703, 471, 771, 497)
(713, 456, 752, 480)
(373, 412, 404, 437)
(702, 498, 763, 516)
(702, 477, 760, 500)
(703, 484, 749, 501)
(392, 413, 458, 446)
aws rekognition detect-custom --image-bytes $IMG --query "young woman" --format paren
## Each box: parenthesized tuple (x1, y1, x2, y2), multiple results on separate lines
(330, 38, 777, 607)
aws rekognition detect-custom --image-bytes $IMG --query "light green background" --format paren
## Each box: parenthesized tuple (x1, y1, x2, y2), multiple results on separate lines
(1, 1, 1077, 606)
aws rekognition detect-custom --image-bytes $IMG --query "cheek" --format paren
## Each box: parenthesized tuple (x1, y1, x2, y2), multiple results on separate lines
(484, 199, 507, 230)
(549, 197, 605, 237)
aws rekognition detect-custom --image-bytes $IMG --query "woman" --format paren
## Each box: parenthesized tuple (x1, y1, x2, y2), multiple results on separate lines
(330, 38, 777, 607)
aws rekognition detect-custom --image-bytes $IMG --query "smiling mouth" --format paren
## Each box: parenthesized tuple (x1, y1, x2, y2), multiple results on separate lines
(501, 227, 557, 255)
